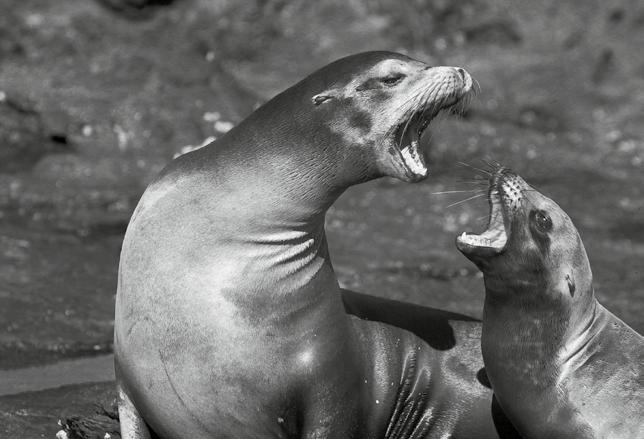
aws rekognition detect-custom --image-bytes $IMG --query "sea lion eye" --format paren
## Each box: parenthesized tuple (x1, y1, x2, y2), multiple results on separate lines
(380, 73, 406, 86)
(533, 210, 552, 232)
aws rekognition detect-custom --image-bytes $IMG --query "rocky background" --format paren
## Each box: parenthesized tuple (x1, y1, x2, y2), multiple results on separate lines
(0, 0, 643, 436)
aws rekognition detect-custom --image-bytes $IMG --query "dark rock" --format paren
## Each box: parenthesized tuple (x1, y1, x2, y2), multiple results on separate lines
(0, 96, 75, 173)
(608, 8, 625, 25)
(0, 28, 25, 60)
(0, 99, 50, 172)
(96, 0, 179, 20)
(563, 29, 585, 49)
(0, 382, 117, 438)
(591, 48, 616, 84)
(59, 404, 120, 439)
(462, 20, 522, 46)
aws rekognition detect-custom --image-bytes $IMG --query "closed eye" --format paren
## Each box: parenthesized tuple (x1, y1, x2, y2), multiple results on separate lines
(356, 73, 407, 91)
(380, 73, 406, 86)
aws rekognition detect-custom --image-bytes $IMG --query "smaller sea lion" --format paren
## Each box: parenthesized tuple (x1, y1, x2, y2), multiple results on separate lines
(456, 166, 644, 439)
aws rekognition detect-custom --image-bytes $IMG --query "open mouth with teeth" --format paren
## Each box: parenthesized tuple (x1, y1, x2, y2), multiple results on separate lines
(456, 182, 509, 257)
(393, 100, 463, 181)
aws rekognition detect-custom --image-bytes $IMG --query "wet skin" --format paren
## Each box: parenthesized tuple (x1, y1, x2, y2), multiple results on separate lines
(457, 167, 644, 439)
(114, 51, 519, 438)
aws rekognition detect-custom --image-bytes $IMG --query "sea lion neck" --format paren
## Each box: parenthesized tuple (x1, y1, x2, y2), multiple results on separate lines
(481, 281, 600, 396)
(205, 89, 375, 222)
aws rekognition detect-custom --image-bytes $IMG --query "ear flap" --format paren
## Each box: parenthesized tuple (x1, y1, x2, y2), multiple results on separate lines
(565, 274, 576, 297)
(311, 88, 341, 105)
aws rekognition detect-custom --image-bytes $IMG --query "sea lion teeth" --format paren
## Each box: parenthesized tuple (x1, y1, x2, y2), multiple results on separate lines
(400, 140, 427, 177)
(458, 167, 644, 439)
(114, 51, 500, 439)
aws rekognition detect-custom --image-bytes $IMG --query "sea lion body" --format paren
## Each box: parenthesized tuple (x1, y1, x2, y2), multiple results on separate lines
(114, 52, 517, 438)
(457, 168, 644, 438)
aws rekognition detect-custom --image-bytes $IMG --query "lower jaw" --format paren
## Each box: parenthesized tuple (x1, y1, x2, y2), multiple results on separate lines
(398, 141, 429, 181)
(401, 167, 428, 182)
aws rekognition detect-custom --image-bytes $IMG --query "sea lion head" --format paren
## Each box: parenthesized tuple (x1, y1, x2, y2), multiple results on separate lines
(456, 167, 593, 306)
(300, 51, 474, 183)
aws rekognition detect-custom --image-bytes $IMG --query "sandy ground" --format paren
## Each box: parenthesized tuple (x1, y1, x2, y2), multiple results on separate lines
(0, 0, 642, 436)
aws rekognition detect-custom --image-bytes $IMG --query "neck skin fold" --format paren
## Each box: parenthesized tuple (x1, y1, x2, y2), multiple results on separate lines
(181, 100, 380, 328)
(481, 281, 599, 435)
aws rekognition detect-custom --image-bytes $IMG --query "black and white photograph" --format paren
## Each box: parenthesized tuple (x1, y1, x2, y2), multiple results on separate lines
(0, 0, 642, 437)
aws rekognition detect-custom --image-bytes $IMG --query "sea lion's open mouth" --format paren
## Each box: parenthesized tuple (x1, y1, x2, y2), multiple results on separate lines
(394, 108, 437, 179)
(394, 99, 468, 180)
(456, 173, 509, 256)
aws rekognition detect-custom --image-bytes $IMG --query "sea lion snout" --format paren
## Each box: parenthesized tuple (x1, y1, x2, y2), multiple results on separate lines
(423, 66, 473, 95)
(467, 169, 644, 439)
(456, 167, 545, 260)
(308, 52, 475, 183)
(457, 166, 594, 300)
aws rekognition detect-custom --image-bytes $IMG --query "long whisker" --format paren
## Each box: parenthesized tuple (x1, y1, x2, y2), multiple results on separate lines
(397, 84, 439, 149)
(446, 193, 486, 208)
(456, 161, 492, 176)
(431, 189, 486, 195)
(456, 179, 489, 185)
(417, 86, 437, 129)
(383, 90, 425, 138)
(388, 88, 428, 145)
(473, 77, 482, 94)
(397, 100, 420, 149)
(479, 157, 503, 173)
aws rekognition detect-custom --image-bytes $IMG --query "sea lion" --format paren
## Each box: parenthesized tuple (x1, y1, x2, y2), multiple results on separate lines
(457, 166, 644, 438)
(114, 51, 515, 439)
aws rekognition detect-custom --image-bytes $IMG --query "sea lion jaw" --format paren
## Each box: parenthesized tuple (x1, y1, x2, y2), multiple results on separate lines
(456, 168, 515, 257)
(457, 167, 593, 299)
(383, 65, 474, 182)
(321, 56, 475, 183)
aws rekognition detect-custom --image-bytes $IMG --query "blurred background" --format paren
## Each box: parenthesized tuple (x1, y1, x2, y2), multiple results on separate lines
(0, 0, 642, 435)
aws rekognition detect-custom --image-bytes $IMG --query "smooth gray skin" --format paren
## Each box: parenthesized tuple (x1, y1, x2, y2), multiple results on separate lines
(114, 51, 519, 439)
(459, 169, 644, 439)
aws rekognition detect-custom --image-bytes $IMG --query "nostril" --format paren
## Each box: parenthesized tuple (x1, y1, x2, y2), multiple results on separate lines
(456, 68, 466, 81)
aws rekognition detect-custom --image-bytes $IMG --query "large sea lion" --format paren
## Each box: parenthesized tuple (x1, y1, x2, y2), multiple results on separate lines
(457, 166, 644, 438)
(114, 51, 518, 438)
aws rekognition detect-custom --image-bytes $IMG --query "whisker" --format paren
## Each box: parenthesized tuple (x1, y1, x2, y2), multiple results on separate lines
(473, 77, 482, 94)
(431, 189, 486, 195)
(391, 88, 429, 148)
(452, 91, 472, 116)
(383, 90, 426, 138)
(456, 161, 492, 176)
(446, 193, 486, 208)
(397, 84, 440, 149)
(479, 157, 503, 171)
(418, 85, 436, 121)
(456, 179, 488, 185)
(418, 83, 441, 122)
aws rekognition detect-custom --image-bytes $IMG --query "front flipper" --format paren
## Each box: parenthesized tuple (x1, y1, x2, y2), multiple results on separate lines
(117, 381, 152, 439)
